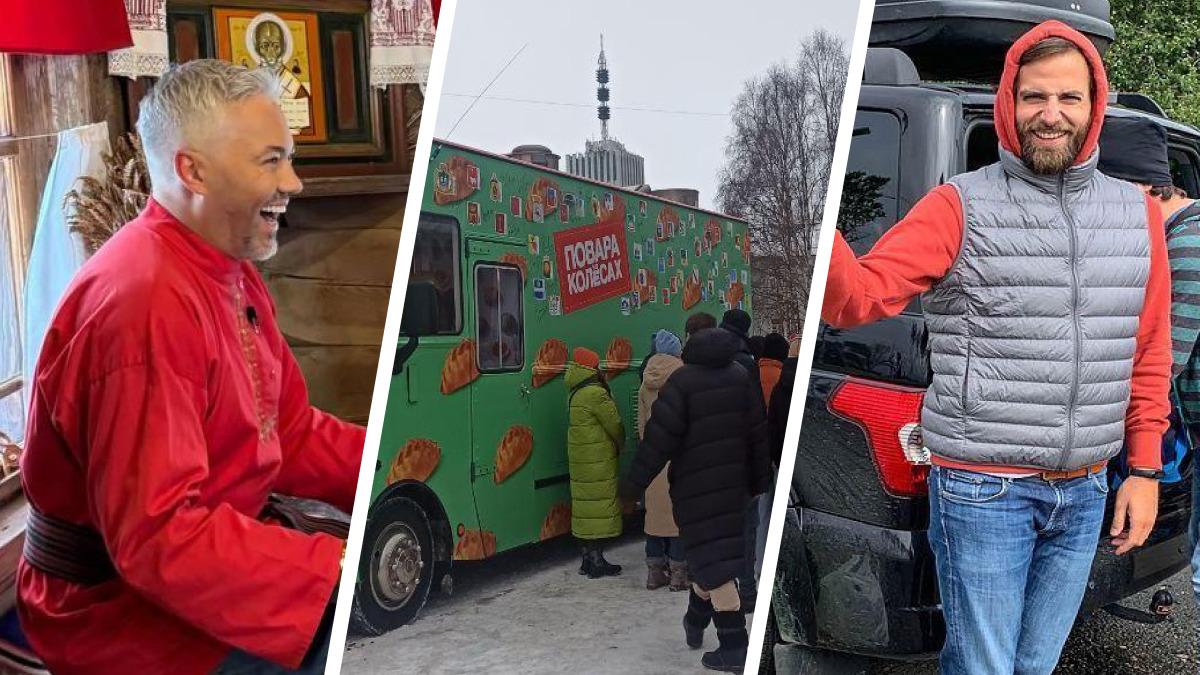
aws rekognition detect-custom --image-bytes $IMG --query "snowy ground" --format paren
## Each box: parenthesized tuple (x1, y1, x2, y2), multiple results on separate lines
(342, 529, 751, 674)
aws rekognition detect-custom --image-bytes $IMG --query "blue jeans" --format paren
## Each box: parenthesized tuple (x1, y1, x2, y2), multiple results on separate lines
(755, 482, 774, 580)
(1191, 461, 1200, 610)
(928, 466, 1107, 675)
(645, 535, 685, 562)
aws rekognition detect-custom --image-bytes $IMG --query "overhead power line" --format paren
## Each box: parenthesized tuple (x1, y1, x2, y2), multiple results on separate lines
(441, 93, 728, 118)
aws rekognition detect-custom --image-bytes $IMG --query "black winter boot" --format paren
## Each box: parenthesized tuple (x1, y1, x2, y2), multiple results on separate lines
(701, 611, 748, 672)
(586, 542, 621, 578)
(578, 541, 592, 576)
(683, 588, 713, 649)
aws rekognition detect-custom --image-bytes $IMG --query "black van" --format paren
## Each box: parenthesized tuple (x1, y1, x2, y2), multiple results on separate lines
(766, 3, 1200, 672)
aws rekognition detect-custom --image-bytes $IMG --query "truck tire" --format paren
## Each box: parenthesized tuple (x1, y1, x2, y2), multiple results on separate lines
(351, 496, 434, 636)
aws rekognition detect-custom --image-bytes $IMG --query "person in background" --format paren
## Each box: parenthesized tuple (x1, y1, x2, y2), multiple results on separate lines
(757, 333, 789, 407)
(748, 335, 765, 362)
(565, 347, 625, 578)
(758, 336, 801, 577)
(685, 311, 718, 343)
(638, 330, 688, 591)
(626, 327, 772, 673)
(638, 332, 657, 381)
(718, 308, 762, 612)
(1097, 114, 1200, 619)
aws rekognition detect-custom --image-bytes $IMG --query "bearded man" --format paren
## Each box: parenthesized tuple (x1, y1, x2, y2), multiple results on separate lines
(822, 21, 1171, 674)
(16, 60, 363, 675)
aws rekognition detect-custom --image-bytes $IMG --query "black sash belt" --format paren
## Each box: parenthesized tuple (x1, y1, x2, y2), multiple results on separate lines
(24, 506, 116, 586)
(23, 495, 349, 586)
(261, 494, 350, 539)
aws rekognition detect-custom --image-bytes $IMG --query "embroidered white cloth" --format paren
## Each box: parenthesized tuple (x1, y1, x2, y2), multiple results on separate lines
(370, 0, 436, 89)
(108, 0, 168, 79)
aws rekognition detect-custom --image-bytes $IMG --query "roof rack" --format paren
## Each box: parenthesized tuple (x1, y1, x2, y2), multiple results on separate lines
(1114, 92, 1167, 119)
(863, 48, 920, 86)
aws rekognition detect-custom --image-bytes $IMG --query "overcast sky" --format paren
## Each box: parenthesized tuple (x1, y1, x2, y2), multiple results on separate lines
(433, 0, 862, 211)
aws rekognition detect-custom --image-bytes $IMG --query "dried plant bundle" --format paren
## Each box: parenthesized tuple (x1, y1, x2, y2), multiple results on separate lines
(63, 133, 151, 255)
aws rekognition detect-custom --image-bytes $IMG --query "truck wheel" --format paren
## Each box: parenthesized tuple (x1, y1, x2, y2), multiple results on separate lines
(351, 496, 434, 636)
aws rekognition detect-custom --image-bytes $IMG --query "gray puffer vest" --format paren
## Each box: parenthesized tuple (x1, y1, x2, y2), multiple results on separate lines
(921, 147, 1150, 471)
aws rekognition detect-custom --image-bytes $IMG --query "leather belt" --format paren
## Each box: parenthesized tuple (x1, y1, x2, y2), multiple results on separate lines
(23, 505, 116, 586)
(1037, 460, 1108, 482)
(23, 494, 349, 587)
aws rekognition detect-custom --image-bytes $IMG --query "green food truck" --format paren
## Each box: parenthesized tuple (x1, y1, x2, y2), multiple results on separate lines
(351, 139, 753, 634)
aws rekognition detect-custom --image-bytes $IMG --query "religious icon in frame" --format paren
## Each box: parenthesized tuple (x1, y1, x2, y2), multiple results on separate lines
(214, 8, 328, 143)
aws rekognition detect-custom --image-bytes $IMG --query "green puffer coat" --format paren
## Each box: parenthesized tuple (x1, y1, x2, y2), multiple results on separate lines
(565, 362, 625, 539)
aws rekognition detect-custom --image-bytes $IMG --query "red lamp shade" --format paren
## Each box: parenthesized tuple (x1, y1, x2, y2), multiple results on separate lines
(0, 0, 133, 55)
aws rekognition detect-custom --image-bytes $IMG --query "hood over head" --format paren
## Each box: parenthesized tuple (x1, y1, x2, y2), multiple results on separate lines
(995, 20, 1109, 167)
(682, 327, 740, 368)
(565, 361, 600, 389)
(653, 329, 682, 357)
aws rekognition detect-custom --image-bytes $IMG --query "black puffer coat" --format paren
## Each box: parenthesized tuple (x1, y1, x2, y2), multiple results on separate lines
(628, 328, 772, 590)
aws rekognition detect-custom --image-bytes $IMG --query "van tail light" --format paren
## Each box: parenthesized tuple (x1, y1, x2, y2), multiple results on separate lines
(828, 379, 930, 497)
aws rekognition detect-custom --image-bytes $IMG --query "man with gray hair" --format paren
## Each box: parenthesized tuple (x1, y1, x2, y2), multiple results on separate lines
(16, 59, 364, 675)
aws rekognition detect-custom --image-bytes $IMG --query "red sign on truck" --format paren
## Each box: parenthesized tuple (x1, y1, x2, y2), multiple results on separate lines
(553, 206, 631, 315)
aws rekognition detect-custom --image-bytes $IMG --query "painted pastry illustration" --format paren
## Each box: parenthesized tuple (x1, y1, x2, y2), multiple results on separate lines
(526, 177, 562, 219)
(387, 439, 441, 484)
(741, 231, 752, 261)
(604, 336, 633, 376)
(531, 338, 569, 387)
(539, 502, 571, 541)
(453, 524, 497, 560)
(657, 206, 681, 241)
(499, 252, 528, 281)
(682, 271, 702, 311)
(595, 193, 626, 230)
(727, 281, 746, 307)
(432, 155, 479, 205)
(441, 339, 480, 394)
(494, 425, 534, 484)
(705, 218, 722, 246)
(636, 269, 657, 304)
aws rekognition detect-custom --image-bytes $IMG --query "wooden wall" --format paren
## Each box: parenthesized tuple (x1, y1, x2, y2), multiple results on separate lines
(2, 54, 125, 295)
(261, 192, 406, 425)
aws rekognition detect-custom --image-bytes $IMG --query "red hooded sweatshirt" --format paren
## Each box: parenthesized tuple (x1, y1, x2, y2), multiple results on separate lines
(822, 20, 1170, 472)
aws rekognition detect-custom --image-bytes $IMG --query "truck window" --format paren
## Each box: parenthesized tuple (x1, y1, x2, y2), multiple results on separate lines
(966, 121, 998, 171)
(404, 213, 462, 335)
(1169, 145, 1200, 198)
(839, 109, 902, 255)
(475, 263, 524, 372)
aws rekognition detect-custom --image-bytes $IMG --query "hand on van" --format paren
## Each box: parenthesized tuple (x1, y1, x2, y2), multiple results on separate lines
(1110, 476, 1159, 555)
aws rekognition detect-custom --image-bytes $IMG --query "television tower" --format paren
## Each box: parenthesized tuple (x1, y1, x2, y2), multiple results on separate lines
(596, 34, 610, 141)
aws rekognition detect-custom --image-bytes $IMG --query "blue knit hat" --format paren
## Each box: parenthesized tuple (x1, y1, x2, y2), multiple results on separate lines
(653, 329, 682, 357)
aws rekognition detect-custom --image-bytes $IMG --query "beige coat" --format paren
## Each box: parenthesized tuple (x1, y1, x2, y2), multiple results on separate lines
(637, 352, 684, 537)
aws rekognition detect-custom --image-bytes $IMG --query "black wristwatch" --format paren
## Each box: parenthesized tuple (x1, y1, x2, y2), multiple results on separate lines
(1129, 467, 1165, 480)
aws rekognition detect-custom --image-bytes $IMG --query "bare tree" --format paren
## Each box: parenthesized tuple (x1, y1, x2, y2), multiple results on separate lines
(716, 30, 848, 336)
